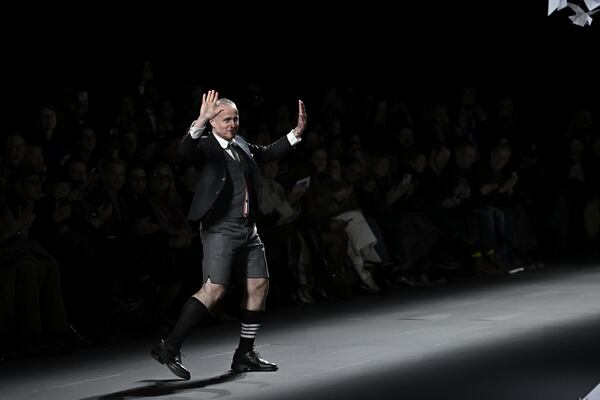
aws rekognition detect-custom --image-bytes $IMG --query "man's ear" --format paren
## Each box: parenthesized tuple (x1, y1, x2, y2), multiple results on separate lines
(209, 119, 215, 128)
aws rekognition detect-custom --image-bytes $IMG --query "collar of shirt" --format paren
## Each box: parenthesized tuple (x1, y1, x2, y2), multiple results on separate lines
(212, 132, 237, 149)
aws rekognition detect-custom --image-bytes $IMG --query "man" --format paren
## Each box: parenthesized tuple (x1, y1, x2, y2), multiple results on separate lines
(151, 90, 306, 379)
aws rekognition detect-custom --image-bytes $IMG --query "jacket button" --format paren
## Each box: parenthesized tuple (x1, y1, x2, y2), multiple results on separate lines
(222, 177, 226, 181)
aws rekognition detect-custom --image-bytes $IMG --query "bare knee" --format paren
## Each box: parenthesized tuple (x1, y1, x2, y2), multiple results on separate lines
(193, 279, 226, 309)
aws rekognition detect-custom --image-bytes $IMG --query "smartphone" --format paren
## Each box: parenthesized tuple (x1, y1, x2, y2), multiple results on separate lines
(295, 176, 311, 188)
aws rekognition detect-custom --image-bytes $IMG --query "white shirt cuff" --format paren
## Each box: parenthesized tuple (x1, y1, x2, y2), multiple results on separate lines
(189, 122, 206, 139)
(287, 130, 301, 146)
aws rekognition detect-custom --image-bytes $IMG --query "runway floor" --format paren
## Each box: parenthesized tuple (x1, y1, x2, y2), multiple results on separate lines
(2, 261, 600, 400)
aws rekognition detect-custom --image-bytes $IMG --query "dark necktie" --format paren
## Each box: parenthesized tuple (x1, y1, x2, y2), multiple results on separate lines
(229, 142, 241, 161)
(228, 142, 250, 217)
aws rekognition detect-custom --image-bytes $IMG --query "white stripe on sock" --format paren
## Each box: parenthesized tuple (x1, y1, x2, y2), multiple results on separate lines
(240, 334, 256, 338)
(241, 323, 261, 338)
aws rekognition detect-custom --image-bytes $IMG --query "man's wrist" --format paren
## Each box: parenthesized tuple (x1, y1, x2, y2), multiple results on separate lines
(192, 119, 206, 129)
(189, 120, 206, 139)
(287, 130, 301, 146)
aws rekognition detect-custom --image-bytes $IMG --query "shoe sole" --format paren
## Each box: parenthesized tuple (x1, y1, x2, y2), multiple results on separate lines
(151, 348, 191, 380)
(231, 363, 278, 372)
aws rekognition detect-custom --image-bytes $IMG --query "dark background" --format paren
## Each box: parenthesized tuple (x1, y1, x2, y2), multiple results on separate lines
(4, 1, 599, 127)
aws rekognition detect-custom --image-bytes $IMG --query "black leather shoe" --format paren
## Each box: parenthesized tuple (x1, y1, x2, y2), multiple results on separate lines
(231, 349, 278, 372)
(150, 339, 191, 380)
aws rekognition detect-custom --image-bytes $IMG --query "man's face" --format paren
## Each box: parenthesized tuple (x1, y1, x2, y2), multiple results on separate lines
(81, 128, 96, 151)
(373, 158, 390, 178)
(25, 146, 44, 171)
(410, 154, 426, 173)
(434, 147, 451, 170)
(149, 165, 172, 194)
(310, 149, 327, 173)
(490, 148, 511, 172)
(18, 174, 43, 201)
(457, 146, 477, 169)
(210, 105, 239, 141)
(40, 107, 57, 131)
(127, 168, 147, 196)
(104, 164, 125, 193)
(5, 136, 25, 166)
(68, 161, 87, 183)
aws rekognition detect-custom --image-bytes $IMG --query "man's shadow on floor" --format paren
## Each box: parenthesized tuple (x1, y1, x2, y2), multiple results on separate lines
(79, 371, 244, 399)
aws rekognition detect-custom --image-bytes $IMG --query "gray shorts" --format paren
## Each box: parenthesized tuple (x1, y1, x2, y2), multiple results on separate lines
(200, 219, 269, 285)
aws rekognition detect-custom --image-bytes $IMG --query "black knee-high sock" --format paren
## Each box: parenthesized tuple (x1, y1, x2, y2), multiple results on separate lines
(238, 309, 263, 354)
(167, 297, 210, 350)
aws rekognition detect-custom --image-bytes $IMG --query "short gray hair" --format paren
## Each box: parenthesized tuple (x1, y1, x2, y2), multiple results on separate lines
(216, 98, 237, 109)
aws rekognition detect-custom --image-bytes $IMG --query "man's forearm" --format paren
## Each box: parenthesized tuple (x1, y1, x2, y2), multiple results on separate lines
(189, 120, 207, 139)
